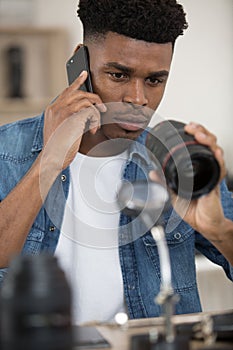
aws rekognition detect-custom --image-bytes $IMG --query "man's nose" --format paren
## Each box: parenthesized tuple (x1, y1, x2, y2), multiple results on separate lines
(123, 80, 148, 106)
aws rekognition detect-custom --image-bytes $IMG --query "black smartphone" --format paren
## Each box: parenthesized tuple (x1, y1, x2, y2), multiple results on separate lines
(66, 45, 93, 92)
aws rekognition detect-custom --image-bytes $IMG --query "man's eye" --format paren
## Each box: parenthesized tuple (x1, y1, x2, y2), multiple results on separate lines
(109, 72, 127, 80)
(147, 77, 163, 85)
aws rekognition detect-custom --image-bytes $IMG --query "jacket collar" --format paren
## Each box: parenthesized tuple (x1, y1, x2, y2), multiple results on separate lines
(31, 112, 44, 153)
(128, 128, 151, 167)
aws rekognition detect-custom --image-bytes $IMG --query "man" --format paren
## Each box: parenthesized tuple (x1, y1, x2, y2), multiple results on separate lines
(0, 0, 233, 325)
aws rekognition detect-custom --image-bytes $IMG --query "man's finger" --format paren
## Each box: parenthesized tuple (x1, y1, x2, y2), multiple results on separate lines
(70, 70, 88, 90)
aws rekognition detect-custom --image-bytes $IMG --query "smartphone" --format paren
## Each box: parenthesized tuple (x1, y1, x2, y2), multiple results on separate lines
(66, 45, 93, 92)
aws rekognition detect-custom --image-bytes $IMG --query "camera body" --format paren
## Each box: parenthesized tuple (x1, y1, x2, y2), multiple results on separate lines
(146, 120, 220, 199)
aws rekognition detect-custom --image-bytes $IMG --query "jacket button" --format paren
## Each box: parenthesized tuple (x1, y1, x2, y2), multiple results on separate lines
(128, 285, 135, 290)
(174, 232, 181, 240)
(61, 174, 66, 182)
(49, 226, 56, 232)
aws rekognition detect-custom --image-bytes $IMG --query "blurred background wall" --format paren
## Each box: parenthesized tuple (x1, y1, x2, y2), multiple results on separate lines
(33, 0, 82, 54)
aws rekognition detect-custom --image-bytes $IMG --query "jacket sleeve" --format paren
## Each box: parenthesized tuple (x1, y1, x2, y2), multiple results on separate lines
(195, 179, 233, 281)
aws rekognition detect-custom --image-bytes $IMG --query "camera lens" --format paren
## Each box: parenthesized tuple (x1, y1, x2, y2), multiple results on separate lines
(0, 255, 72, 350)
(146, 120, 220, 199)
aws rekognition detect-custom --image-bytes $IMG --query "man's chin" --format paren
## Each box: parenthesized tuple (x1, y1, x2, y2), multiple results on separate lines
(102, 123, 145, 141)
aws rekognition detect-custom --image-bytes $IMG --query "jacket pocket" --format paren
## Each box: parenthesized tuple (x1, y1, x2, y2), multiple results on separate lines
(142, 227, 197, 291)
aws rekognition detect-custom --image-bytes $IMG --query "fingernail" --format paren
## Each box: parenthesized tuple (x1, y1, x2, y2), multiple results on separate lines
(79, 70, 87, 77)
(198, 132, 207, 138)
(90, 127, 98, 134)
(189, 122, 198, 128)
(98, 104, 107, 113)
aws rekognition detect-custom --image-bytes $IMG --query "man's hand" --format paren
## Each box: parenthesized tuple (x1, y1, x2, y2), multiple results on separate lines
(150, 122, 233, 264)
(0, 72, 107, 268)
(175, 122, 226, 238)
(43, 71, 106, 171)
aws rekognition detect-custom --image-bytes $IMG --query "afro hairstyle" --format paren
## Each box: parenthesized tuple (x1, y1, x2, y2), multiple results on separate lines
(77, 0, 188, 44)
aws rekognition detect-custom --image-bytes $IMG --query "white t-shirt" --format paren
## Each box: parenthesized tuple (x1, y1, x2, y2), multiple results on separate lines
(55, 150, 128, 325)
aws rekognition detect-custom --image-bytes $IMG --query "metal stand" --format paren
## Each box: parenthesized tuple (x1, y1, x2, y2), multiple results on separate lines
(117, 181, 190, 349)
(130, 224, 190, 350)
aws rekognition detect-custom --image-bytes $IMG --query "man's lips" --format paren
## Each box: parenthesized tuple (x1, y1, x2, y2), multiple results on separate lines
(113, 115, 148, 131)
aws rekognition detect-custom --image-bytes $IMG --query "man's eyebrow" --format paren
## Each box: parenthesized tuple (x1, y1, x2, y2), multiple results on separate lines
(104, 62, 134, 74)
(148, 70, 169, 78)
(103, 62, 169, 77)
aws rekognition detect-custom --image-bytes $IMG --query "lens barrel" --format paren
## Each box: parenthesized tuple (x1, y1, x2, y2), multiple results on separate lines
(0, 255, 72, 350)
(146, 120, 220, 199)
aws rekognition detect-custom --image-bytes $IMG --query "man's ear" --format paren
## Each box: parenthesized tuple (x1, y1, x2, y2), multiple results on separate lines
(73, 44, 84, 54)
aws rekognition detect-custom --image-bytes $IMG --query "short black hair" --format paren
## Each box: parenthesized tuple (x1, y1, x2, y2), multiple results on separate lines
(77, 0, 188, 45)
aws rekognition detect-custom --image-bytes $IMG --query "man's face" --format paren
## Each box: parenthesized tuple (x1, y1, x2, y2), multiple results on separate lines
(87, 32, 173, 141)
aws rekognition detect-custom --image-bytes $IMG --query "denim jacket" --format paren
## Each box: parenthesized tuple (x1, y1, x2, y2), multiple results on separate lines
(0, 113, 233, 319)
